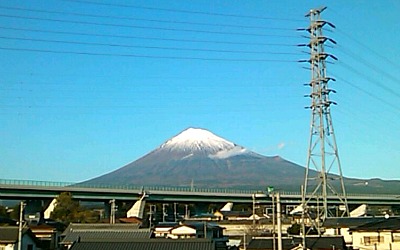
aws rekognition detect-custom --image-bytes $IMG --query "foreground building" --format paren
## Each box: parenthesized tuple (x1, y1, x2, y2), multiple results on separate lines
(0, 226, 39, 250)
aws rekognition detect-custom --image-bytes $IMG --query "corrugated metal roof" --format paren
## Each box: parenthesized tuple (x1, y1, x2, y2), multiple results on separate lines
(69, 239, 216, 250)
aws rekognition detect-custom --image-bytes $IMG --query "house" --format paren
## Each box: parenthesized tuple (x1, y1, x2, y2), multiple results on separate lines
(30, 222, 65, 250)
(323, 216, 398, 248)
(154, 221, 228, 249)
(167, 222, 226, 240)
(246, 236, 346, 250)
(59, 223, 152, 249)
(0, 226, 40, 250)
(154, 222, 179, 238)
(69, 238, 218, 250)
(349, 217, 400, 250)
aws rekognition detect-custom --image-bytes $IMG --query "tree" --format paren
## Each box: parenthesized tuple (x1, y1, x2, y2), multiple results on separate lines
(50, 192, 99, 224)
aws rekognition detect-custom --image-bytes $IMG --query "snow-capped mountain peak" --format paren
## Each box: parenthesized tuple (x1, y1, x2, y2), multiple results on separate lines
(160, 127, 239, 156)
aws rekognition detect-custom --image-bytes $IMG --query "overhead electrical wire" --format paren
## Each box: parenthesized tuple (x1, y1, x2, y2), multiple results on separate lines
(0, 14, 299, 38)
(336, 29, 399, 69)
(0, 5, 294, 31)
(336, 45, 400, 84)
(0, 47, 298, 62)
(0, 36, 301, 55)
(333, 75, 400, 113)
(62, 0, 304, 22)
(0, 26, 296, 47)
(337, 60, 400, 100)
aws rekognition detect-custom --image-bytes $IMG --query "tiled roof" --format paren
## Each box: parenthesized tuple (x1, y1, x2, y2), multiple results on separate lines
(0, 227, 18, 243)
(61, 223, 151, 244)
(0, 226, 35, 244)
(69, 239, 216, 250)
(62, 230, 153, 244)
(62, 223, 140, 235)
(323, 216, 400, 228)
(349, 217, 400, 231)
(247, 236, 346, 250)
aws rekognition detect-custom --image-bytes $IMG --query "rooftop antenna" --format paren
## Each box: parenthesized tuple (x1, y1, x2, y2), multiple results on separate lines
(298, 6, 349, 243)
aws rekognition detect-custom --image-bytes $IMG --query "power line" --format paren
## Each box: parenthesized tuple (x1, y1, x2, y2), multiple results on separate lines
(63, 0, 304, 22)
(330, 8, 400, 68)
(337, 60, 400, 100)
(0, 26, 296, 47)
(337, 29, 399, 67)
(0, 5, 294, 31)
(336, 45, 400, 85)
(0, 36, 301, 55)
(0, 14, 299, 38)
(333, 74, 400, 113)
(0, 46, 298, 62)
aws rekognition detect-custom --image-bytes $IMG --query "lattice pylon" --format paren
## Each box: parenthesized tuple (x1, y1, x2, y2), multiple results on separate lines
(300, 7, 349, 236)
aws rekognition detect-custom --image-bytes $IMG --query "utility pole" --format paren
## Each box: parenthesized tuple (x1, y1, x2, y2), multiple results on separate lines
(272, 192, 276, 250)
(252, 194, 256, 226)
(17, 201, 25, 250)
(174, 202, 178, 222)
(109, 199, 117, 224)
(277, 192, 282, 250)
(185, 204, 189, 219)
(149, 205, 156, 228)
(299, 6, 349, 237)
(162, 203, 168, 222)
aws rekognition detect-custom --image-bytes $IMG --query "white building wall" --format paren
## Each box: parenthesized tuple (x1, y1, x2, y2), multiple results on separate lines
(352, 231, 400, 250)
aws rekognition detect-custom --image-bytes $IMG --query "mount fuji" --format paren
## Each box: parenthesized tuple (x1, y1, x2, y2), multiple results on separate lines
(84, 127, 307, 190)
(84, 128, 400, 193)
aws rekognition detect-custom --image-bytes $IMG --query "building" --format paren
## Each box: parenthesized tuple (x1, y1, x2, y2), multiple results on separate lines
(69, 238, 218, 250)
(246, 236, 346, 250)
(60, 223, 152, 249)
(323, 216, 400, 249)
(349, 217, 400, 250)
(0, 226, 40, 250)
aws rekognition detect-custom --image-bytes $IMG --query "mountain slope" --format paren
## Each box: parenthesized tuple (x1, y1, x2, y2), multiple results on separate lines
(84, 128, 400, 193)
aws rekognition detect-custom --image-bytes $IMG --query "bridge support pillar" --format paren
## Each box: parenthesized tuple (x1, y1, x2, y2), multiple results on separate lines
(127, 193, 147, 219)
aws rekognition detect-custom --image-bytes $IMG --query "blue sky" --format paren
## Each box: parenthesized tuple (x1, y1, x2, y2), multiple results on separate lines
(1, 0, 399, 183)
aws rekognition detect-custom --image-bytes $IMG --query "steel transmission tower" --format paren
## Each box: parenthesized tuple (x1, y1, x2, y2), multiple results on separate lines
(300, 7, 349, 229)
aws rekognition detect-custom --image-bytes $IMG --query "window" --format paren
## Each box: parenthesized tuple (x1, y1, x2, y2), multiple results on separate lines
(364, 236, 384, 245)
(392, 234, 400, 242)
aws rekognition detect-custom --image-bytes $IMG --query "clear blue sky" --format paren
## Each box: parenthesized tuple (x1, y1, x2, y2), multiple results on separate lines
(1, 0, 399, 183)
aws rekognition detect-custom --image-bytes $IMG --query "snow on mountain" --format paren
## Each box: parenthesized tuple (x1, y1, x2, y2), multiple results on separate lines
(160, 127, 240, 156)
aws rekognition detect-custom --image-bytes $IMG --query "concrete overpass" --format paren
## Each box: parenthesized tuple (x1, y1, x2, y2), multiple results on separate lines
(1, 179, 400, 206)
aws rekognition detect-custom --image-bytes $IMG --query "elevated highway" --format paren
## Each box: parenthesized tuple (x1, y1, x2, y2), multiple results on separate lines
(1, 179, 400, 206)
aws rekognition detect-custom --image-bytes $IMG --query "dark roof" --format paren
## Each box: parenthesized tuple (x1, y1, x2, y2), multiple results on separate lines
(0, 226, 19, 243)
(69, 239, 216, 250)
(61, 223, 151, 244)
(62, 223, 140, 234)
(0, 226, 35, 244)
(247, 236, 346, 250)
(155, 222, 179, 228)
(247, 238, 297, 250)
(349, 217, 400, 231)
(0, 217, 17, 226)
(220, 211, 252, 217)
(323, 216, 400, 228)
